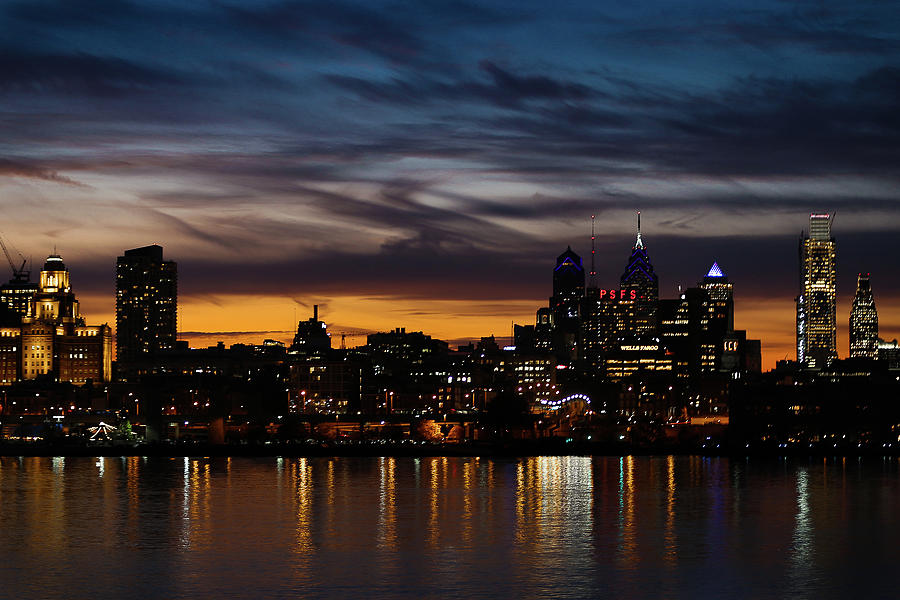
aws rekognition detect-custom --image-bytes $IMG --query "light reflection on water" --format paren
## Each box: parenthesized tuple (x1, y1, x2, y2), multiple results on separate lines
(1, 456, 899, 599)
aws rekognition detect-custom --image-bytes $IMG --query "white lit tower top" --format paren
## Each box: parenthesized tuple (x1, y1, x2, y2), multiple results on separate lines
(619, 211, 659, 338)
(24, 253, 81, 324)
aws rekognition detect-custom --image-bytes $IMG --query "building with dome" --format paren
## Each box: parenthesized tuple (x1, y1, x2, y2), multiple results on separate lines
(0, 253, 111, 385)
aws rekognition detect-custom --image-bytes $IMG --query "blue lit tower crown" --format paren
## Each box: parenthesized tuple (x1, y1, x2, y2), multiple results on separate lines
(550, 246, 585, 362)
(552, 246, 585, 319)
(619, 212, 658, 338)
(699, 261, 734, 336)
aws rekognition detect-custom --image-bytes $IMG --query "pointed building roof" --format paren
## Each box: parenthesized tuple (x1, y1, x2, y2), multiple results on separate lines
(706, 262, 725, 278)
(555, 246, 583, 271)
(621, 216, 657, 287)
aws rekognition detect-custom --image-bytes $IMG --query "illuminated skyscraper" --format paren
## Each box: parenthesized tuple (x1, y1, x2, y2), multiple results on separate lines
(849, 273, 878, 359)
(550, 247, 584, 362)
(796, 214, 836, 368)
(0, 253, 112, 384)
(551, 246, 585, 323)
(698, 262, 734, 337)
(116, 245, 177, 369)
(619, 212, 658, 338)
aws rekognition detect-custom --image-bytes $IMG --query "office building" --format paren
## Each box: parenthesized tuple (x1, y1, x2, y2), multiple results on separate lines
(115, 245, 177, 368)
(534, 307, 553, 352)
(796, 214, 836, 368)
(698, 262, 734, 337)
(658, 263, 759, 378)
(878, 339, 900, 369)
(849, 273, 878, 359)
(0, 276, 37, 324)
(0, 253, 112, 384)
(619, 212, 658, 338)
(290, 305, 332, 355)
(551, 246, 585, 323)
(550, 247, 585, 362)
(582, 287, 628, 373)
(0, 236, 37, 322)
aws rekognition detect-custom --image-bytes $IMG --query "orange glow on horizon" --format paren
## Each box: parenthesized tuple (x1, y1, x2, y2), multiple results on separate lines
(75, 292, 899, 370)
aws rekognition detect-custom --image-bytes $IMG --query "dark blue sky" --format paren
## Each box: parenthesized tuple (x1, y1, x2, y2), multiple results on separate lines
(1, 0, 898, 362)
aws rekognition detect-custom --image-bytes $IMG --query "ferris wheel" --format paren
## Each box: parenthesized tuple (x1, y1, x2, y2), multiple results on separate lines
(88, 422, 118, 440)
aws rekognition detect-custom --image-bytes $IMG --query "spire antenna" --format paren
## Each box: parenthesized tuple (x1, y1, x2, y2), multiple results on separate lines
(589, 214, 596, 288)
(635, 211, 644, 249)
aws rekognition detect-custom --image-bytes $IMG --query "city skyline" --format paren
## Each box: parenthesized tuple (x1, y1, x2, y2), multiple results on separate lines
(0, 215, 891, 373)
(1, 1, 898, 368)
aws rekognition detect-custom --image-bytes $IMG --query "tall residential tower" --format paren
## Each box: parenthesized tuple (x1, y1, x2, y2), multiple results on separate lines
(116, 245, 177, 369)
(796, 214, 836, 368)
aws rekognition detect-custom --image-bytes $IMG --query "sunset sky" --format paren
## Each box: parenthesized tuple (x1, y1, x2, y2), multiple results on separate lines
(1, 0, 898, 368)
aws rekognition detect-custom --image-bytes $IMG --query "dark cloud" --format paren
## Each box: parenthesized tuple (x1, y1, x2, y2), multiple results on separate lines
(5, 0, 142, 27)
(606, 3, 900, 56)
(318, 57, 900, 179)
(325, 61, 603, 110)
(477, 60, 597, 103)
(0, 158, 87, 186)
(0, 49, 183, 96)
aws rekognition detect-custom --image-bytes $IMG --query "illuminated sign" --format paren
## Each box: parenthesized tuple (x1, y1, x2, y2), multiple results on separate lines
(724, 340, 739, 352)
(596, 289, 638, 300)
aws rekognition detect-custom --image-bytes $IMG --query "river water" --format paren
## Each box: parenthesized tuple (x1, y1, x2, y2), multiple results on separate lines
(0, 455, 897, 599)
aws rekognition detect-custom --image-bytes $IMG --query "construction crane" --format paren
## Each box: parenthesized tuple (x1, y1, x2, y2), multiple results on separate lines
(0, 234, 29, 282)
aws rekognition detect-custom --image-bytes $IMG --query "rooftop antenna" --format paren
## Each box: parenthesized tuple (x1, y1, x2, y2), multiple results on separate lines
(589, 214, 596, 288)
(635, 211, 644, 249)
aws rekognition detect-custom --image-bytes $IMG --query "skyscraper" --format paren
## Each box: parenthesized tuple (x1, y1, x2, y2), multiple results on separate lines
(619, 212, 658, 338)
(698, 262, 734, 338)
(551, 246, 585, 323)
(849, 273, 878, 359)
(550, 246, 584, 362)
(796, 214, 836, 368)
(116, 245, 177, 368)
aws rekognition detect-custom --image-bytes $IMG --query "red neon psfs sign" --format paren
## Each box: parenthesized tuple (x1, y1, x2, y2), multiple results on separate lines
(596, 289, 638, 300)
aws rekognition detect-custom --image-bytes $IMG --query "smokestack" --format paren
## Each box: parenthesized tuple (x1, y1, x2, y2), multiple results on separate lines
(313, 304, 318, 321)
